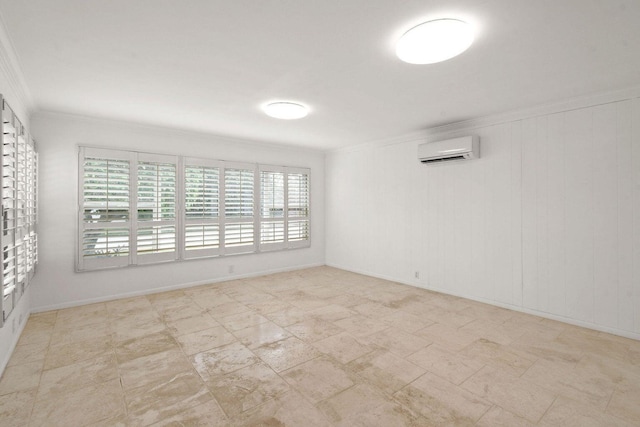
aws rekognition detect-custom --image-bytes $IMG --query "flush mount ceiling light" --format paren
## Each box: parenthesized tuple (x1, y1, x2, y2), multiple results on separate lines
(396, 18, 474, 64)
(263, 101, 309, 120)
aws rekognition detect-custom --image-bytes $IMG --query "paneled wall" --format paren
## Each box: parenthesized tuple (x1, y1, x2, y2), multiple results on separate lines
(326, 96, 640, 338)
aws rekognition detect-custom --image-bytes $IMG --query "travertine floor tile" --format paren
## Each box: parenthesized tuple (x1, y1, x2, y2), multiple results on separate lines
(0, 389, 36, 427)
(50, 320, 111, 345)
(206, 361, 289, 417)
(360, 326, 430, 357)
(380, 310, 433, 333)
(233, 321, 291, 349)
(313, 331, 375, 364)
(253, 336, 321, 372)
(149, 399, 228, 426)
(0, 361, 42, 395)
(207, 301, 252, 318)
(285, 317, 344, 343)
(476, 405, 535, 427)
(45, 335, 114, 370)
(247, 299, 294, 315)
(106, 296, 154, 319)
(333, 315, 389, 338)
(318, 383, 421, 426)
(521, 359, 615, 410)
(237, 390, 333, 427)
(116, 330, 179, 363)
(37, 353, 118, 400)
(462, 365, 556, 423)
(542, 395, 633, 426)
(174, 326, 236, 355)
(460, 338, 536, 377)
(407, 344, 484, 385)
(394, 371, 492, 425)
(281, 356, 355, 404)
(191, 342, 259, 380)
(606, 385, 640, 424)
(7, 340, 48, 367)
(307, 304, 355, 322)
(119, 348, 194, 391)
(125, 371, 212, 427)
(264, 306, 310, 327)
(413, 322, 479, 351)
(349, 349, 425, 393)
(217, 311, 269, 332)
(5, 266, 640, 426)
(165, 312, 220, 336)
(459, 318, 524, 345)
(29, 378, 125, 427)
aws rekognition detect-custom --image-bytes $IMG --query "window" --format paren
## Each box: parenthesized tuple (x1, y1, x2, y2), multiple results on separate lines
(287, 169, 311, 246)
(136, 154, 177, 263)
(184, 158, 221, 258)
(258, 166, 310, 251)
(1, 99, 38, 327)
(223, 163, 255, 254)
(77, 147, 310, 271)
(79, 148, 132, 270)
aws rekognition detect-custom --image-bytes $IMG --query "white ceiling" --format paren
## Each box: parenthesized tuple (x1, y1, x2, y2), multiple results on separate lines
(0, 0, 639, 150)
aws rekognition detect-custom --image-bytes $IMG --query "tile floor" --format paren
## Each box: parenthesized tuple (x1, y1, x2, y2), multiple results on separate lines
(1, 266, 639, 426)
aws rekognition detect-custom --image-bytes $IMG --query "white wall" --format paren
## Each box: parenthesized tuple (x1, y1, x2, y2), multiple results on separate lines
(326, 94, 640, 339)
(30, 112, 325, 311)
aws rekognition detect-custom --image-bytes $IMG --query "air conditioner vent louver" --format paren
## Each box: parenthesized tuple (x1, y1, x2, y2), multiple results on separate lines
(420, 155, 466, 164)
(418, 136, 480, 164)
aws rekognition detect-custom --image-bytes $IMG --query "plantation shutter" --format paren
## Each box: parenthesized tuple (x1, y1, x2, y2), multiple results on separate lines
(1, 103, 18, 318)
(184, 158, 221, 258)
(136, 153, 178, 263)
(223, 162, 256, 254)
(287, 168, 310, 248)
(77, 146, 309, 272)
(1, 97, 38, 327)
(259, 166, 285, 250)
(78, 147, 132, 270)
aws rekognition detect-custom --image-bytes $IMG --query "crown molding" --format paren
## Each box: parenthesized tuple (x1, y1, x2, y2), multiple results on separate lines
(329, 84, 640, 154)
(0, 12, 34, 117)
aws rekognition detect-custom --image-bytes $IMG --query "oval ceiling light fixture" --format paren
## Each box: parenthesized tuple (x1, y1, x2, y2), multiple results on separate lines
(396, 18, 474, 64)
(263, 101, 309, 120)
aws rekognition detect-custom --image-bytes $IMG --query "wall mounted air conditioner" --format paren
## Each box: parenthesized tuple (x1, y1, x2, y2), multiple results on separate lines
(417, 135, 480, 164)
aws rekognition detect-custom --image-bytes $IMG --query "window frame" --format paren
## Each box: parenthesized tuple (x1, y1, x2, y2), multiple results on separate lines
(77, 146, 311, 272)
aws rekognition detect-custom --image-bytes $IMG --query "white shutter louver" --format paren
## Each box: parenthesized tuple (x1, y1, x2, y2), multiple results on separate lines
(259, 168, 285, 249)
(79, 148, 131, 270)
(184, 161, 221, 258)
(136, 158, 177, 262)
(224, 165, 255, 254)
(76, 148, 309, 273)
(287, 171, 310, 246)
(1, 97, 38, 327)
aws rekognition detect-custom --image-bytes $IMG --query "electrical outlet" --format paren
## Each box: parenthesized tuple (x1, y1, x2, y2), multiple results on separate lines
(414, 271, 420, 279)
(228, 265, 235, 274)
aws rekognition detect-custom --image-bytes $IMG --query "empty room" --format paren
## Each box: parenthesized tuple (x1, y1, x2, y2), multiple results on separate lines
(0, 1, 639, 425)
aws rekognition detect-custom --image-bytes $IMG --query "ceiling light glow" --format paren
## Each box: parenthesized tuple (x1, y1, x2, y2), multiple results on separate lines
(396, 18, 474, 64)
(263, 101, 308, 120)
